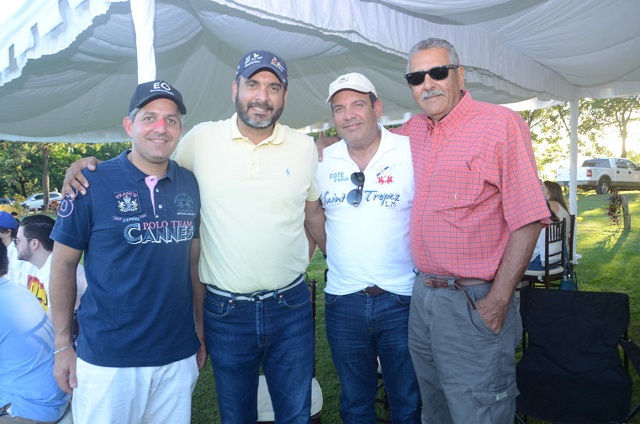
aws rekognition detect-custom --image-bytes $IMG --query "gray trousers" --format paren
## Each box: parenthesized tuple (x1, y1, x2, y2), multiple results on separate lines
(408, 275, 522, 424)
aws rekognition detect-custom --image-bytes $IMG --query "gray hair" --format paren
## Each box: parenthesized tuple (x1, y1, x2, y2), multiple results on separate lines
(407, 38, 461, 72)
(128, 107, 184, 127)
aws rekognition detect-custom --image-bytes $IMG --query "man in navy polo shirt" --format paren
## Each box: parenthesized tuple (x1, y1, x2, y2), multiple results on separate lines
(49, 80, 203, 424)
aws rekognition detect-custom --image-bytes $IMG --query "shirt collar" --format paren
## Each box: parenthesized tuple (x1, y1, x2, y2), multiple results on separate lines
(230, 113, 285, 146)
(421, 90, 472, 130)
(117, 150, 176, 182)
(329, 123, 398, 162)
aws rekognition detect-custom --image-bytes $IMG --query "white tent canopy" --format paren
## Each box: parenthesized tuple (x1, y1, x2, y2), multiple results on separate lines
(1, 0, 640, 144)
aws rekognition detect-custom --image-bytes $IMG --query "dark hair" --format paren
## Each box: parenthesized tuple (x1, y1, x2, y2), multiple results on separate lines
(544, 181, 569, 211)
(20, 214, 55, 252)
(0, 227, 17, 239)
(0, 242, 7, 277)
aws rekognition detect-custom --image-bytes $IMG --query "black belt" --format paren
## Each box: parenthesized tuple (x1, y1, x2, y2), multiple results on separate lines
(206, 274, 306, 302)
(361, 285, 388, 296)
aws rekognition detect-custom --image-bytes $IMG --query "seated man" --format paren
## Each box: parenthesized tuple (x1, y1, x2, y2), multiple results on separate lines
(0, 242, 70, 423)
(15, 215, 86, 316)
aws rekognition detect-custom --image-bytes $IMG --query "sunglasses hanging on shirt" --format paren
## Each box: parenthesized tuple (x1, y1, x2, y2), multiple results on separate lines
(347, 172, 365, 207)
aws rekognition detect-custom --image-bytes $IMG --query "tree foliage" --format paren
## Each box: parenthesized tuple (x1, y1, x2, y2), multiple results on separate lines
(0, 141, 130, 198)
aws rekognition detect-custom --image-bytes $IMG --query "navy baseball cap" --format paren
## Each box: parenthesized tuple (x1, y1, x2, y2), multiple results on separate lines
(129, 80, 187, 115)
(236, 50, 288, 87)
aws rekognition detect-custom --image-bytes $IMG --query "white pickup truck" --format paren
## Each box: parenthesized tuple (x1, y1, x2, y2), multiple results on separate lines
(556, 158, 640, 195)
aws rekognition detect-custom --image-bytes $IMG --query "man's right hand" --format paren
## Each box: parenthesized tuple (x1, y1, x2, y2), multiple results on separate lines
(53, 348, 78, 395)
(62, 157, 100, 199)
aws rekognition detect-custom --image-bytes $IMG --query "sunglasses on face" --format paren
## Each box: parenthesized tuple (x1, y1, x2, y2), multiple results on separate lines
(404, 64, 460, 86)
(347, 172, 365, 207)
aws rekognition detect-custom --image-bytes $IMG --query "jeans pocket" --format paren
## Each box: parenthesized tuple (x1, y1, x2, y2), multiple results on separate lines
(391, 293, 412, 305)
(324, 292, 341, 306)
(472, 379, 518, 423)
(204, 295, 233, 319)
(277, 284, 311, 310)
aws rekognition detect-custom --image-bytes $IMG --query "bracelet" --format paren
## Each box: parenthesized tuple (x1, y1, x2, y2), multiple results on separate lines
(53, 343, 74, 356)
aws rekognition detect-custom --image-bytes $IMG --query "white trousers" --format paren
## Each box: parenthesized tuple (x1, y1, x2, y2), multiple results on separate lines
(72, 355, 199, 424)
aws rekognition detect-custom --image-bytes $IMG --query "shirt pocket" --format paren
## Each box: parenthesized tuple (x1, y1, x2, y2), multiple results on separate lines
(429, 167, 486, 212)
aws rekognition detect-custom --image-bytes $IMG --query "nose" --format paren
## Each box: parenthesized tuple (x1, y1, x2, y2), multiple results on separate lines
(152, 119, 167, 131)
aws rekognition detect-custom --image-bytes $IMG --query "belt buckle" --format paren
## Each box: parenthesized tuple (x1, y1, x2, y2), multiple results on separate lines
(424, 275, 455, 290)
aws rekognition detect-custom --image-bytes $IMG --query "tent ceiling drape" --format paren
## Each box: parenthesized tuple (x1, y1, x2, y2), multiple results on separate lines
(1, 0, 640, 143)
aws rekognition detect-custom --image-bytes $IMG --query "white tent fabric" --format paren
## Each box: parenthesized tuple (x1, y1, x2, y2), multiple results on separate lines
(1, 0, 640, 143)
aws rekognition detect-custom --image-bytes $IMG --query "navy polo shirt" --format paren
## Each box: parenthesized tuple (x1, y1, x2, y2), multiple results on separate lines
(52, 151, 201, 367)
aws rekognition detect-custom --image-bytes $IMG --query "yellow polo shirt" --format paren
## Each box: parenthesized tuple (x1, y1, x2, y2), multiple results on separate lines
(173, 114, 320, 292)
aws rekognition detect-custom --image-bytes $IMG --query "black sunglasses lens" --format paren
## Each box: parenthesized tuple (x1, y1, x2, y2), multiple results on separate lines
(405, 72, 426, 86)
(429, 66, 450, 81)
(351, 172, 365, 185)
(405, 66, 452, 86)
(347, 189, 362, 206)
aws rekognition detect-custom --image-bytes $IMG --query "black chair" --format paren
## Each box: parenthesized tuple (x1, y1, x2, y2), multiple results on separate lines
(522, 219, 566, 289)
(515, 288, 640, 424)
(257, 278, 323, 423)
(568, 213, 576, 263)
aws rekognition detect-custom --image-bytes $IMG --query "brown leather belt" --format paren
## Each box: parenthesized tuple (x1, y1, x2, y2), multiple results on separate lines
(361, 285, 388, 296)
(416, 272, 491, 310)
(422, 277, 490, 289)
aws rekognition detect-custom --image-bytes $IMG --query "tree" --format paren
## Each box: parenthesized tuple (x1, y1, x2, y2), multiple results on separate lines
(579, 96, 640, 158)
(0, 141, 130, 199)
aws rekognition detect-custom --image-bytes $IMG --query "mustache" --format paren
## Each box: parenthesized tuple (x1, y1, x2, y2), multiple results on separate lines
(248, 100, 274, 111)
(421, 90, 445, 100)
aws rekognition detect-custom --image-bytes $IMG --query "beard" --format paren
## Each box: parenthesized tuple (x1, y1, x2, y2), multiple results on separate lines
(235, 96, 284, 129)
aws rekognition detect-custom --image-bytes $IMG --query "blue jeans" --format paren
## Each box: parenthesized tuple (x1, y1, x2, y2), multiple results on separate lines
(325, 291, 421, 424)
(204, 282, 314, 424)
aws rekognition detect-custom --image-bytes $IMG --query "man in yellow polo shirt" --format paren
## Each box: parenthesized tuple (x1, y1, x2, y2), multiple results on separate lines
(173, 50, 326, 422)
(62, 51, 326, 423)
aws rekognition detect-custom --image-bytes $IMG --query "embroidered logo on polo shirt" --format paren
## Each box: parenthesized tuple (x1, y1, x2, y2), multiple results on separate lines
(376, 165, 394, 184)
(175, 193, 196, 216)
(115, 190, 140, 215)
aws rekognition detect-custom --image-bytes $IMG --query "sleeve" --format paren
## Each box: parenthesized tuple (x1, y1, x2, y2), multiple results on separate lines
(499, 111, 550, 233)
(307, 137, 321, 202)
(172, 125, 197, 171)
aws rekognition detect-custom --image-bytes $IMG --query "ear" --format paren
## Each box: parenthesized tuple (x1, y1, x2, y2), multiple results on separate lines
(373, 99, 383, 118)
(231, 80, 239, 104)
(123, 116, 134, 137)
(457, 66, 465, 90)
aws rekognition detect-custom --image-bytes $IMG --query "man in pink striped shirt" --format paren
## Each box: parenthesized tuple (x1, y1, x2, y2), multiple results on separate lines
(395, 38, 549, 423)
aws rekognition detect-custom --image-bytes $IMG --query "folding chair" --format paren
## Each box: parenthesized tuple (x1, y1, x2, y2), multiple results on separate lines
(515, 288, 640, 424)
(522, 219, 565, 289)
(257, 278, 323, 423)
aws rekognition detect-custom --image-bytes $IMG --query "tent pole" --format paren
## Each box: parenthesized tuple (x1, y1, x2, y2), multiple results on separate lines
(130, 0, 156, 83)
(569, 99, 579, 261)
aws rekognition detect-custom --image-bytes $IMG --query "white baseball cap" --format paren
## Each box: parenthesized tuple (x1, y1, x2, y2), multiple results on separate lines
(326, 72, 377, 103)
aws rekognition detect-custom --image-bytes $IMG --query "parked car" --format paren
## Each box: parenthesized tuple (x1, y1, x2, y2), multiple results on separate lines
(0, 197, 15, 213)
(556, 158, 640, 195)
(20, 192, 63, 210)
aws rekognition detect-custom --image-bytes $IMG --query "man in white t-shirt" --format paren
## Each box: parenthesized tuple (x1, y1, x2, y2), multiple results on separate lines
(317, 73, 420, 423)
(15, 214, 86, 316)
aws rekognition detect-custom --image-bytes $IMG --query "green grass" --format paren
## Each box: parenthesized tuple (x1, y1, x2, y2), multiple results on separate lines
(191, 191, 640, 424)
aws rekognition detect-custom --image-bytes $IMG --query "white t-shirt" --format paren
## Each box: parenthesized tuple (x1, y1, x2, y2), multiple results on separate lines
(318, 125, 415, 296)
(21, 254, 87, 317)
